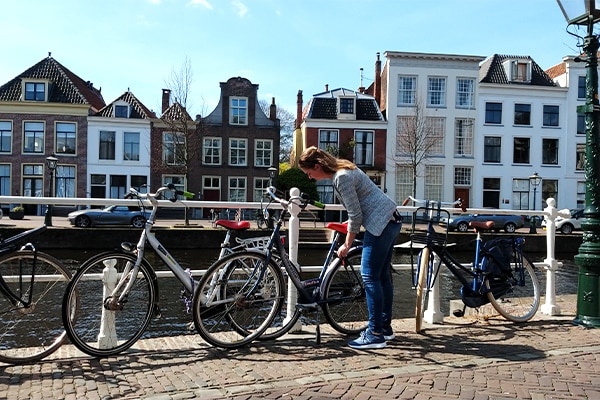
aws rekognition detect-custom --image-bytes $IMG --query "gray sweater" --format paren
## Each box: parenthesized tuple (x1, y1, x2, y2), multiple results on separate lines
(333, 168, 398, 236)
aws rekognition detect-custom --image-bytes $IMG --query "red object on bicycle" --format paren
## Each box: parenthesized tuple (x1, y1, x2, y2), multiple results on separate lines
(215, 220, 251, 230)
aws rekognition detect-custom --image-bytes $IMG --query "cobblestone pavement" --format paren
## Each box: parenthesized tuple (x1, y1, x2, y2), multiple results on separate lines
(1, 295, 599, 399)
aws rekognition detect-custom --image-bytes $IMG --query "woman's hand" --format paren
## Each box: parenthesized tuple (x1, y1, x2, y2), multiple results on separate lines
(337, 243, 350, 258)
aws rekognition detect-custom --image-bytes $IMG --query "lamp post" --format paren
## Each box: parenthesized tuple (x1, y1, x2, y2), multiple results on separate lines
(268, 166, 277, 186)
(528, 172, 542, 234)
(557, 0, 600, 327)
(44, 154, 58, 226)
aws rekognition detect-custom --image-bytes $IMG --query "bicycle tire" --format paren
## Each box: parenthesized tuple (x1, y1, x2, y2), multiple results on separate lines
(486, 251, 540, 322)
(192, 251, 284, 348)
(256, 270, 302, 341)
(0, 251, 73, 365)
(63, 252, 157, 357)
(322, 248, 368, 335)
(415, 247, 430, 333)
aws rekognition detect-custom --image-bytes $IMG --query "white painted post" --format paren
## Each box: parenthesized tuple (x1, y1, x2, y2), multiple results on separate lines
(98, 258, 119, 348)
(541, 198, 570, 315)
(424, 251, 444, 323)
(285, 187, 303, 332)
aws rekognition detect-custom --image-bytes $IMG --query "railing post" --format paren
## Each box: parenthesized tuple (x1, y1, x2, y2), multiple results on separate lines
(424, 252, 444, 323)
(98, 258, 118, 348)
(541, 198, 568, 315)
(285, 187, 302, 332)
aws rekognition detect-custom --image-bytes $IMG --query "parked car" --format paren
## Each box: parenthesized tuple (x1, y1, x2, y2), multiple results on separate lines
(439, 214, 525, 233)
(68, 205, 150, 228)
(542, 208, 584, 234)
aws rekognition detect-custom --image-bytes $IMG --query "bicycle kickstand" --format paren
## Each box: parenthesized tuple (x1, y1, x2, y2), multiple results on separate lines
(296, 303, 321, 344)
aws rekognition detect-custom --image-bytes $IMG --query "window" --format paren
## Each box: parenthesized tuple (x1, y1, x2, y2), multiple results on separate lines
(578, 113, 585, 134)
(228, 177, 246, 202)
(99, 131, 116, 160)
(163, 175, 185, 200)
(230, 97, 248, 125)
(203, 137, 222, 165)
(254, 139, 273, 167)
(578, 76, 586, 99)
(22, 164, 43, 197)
(512, 179, 530, 210)
(23, 122, 44, 153)
(163, 132, 186, 165)
(577, 181, 585, 208)
(576, 143, 585, 171)
(354, 131, 374, 166)
(456, 78, 475, 108)
(395, 165, 414, 205)
(110, 175, 126, 199)
(542, 138, 559, 165)
(0, 164, 9, 196)
(484, 136, 501, 163)
(90, 174, 106, 198)
(24, 82, 45, 101)
(131, 176, 147, 192)
(513, 137, 530, 164)
(398, 76, 416, 106)
(485, 102, 502, 124)
(427, 77, 446, 107)
(319, 130, 338, 152)
(229, 138, 247, 166)
(454, 118, 473, 156)
(543, 105, 559, 127)
(254, 177, 270, 202)
(514, 103, 531, 125)
(55, 165, 75, 198)
(424, 165, 443, 200)
(114, 105, 128, 118)
(503, 59, 532, 82)
(427, 117, 445, 155)
(123, 132, 140, 161)
(454, 167, 472, 186)
(339, 98, 355, 114)
(316, 180, 334, 204)
(541, 180, 557, 210)
(56, 122, 76, 155)
(0, 121, 12, 153)
(483, 178, 500, 208)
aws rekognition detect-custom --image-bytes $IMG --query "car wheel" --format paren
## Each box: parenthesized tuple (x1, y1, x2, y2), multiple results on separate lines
(75, 215, 92, 228)
(457, 222, 469, 232)
(561, 224, 574, 234)
(131, 216, 146, 229)
(504, 222, 517, 233)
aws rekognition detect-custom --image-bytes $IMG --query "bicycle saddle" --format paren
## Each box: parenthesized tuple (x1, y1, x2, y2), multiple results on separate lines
(325, 222, 348, 235)
(469, 221, 494, 232)
(215, 220, 251, 230)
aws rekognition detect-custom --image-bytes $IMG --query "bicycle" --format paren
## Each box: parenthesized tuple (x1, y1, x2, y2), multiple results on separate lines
(0, 224, 74, 365)
(403, 196, 541, 333)
(62, 184, 280, 357)
(192, 186, 368, 348)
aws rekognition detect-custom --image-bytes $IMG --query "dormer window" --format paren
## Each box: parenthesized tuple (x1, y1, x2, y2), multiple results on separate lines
(503, 59, 532, 83)
(24, 82, 46, 101)
(114, 105, 129, 118)
(339, 98, 354, 114)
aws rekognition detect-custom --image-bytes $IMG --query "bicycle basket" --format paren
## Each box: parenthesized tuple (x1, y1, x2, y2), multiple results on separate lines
(410, 232, 447, 247)
(481, 237, 515, 277)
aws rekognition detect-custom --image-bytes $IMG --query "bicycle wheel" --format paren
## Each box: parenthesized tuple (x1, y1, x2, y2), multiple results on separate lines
(257, 269, 302, 341)
(486, 251, 540, 322)
(415, 247, 430, 333)
(63, 252, 157, 357)
(0, 251, 72, 365)
(192, 251, 284, 348)
(322, 248, 368, 335)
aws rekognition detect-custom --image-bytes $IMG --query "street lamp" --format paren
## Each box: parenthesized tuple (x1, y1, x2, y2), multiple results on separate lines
(557, 0, 600, 327)
(44, 154, 58, 226)
(528, 172, 542, 234)
(268, 166, 277, 186)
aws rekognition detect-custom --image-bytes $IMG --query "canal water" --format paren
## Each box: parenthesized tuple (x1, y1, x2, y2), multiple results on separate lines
(48, 247, 580, 340)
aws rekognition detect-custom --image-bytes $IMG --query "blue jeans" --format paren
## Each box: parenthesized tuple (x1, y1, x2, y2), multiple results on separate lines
(361, 220, 402, 334)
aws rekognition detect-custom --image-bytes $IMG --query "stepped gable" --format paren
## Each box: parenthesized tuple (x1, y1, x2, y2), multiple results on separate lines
(479, 54, 557, 86)
(96, 91, 157, 119)
(0, 55, 105, 112)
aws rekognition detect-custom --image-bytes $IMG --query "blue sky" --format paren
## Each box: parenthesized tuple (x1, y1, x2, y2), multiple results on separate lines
(0, 0, 582, 118)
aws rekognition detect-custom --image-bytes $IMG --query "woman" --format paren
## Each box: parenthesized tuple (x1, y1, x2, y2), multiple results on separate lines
(299, 146, 402, 349)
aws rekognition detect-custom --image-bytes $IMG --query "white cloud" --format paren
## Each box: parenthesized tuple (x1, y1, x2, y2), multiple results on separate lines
(188, 0, 213, 9)
(232, 0, 248, 17)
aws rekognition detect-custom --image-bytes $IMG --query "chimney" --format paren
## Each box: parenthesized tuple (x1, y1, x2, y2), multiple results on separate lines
(374, 52, 381, 106)
(325, 84, 329, 92)
(162, 89, 171, 113)
(269, 97, 277, 121)
(296, 90, 303, 129)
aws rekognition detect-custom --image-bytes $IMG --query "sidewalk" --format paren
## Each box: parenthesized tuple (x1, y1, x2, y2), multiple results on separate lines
(1, 295, 598, 399)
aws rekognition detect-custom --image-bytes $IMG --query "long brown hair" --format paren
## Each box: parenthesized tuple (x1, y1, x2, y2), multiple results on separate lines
(299, 146, 356, 174)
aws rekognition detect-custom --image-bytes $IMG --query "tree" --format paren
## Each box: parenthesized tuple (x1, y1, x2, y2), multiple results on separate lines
(393, 95, 439, 197)
(259, 99, 294, 163)
(275, 167, 318, 200)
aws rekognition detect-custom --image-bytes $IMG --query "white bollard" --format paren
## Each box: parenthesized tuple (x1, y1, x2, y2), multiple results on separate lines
(98, 258, 119, 348)
(284, 187, 303, 332)
(541, 198, 569, 315)
(424, 251, 444, 323)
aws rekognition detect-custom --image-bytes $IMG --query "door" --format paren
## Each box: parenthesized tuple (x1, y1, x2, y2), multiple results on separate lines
(454, 188, 470, 209)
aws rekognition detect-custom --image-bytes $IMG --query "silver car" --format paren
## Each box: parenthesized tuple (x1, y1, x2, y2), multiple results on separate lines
(542, 208, 584, 234)
(68, 205, 150, 228)
(439, 213, 525, 233)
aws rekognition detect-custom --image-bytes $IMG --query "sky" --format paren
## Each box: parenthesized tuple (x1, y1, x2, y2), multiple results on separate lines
(0, 0, 586, 119)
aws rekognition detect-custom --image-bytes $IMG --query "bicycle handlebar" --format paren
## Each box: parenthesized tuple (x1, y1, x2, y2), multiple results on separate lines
(402, 196, 466, 212)
(265, 186, 325, 210)
(126, 184, 194, 205)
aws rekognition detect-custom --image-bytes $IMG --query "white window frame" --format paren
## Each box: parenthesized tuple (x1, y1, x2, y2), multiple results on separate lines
(454, 167, 472, 186)
(424, 165, 443, 200)
(0, 121, 13, 153)
(163, 132, 186, 165)
(230, 96, 248, 126)
(123, 132, 140, 161)
(23, 121, 45, 154)
(229, 138, 247, 166)
(427, 76, 446, 107)
(395, 165, 414, 205)
(228, 177, 247, 202)
(454, 118, 473, 157)
(24, 81, 46, 101)
(398, 75, 417, 106)
(55, 122, 76, 155)
(203, 137, 222, 165)
(354, 130, 374, 166)
(254, 177, 270, 202)
(254, 139, 273, 167)
(426, 117, 445, 155)
(456, 78, 475, 108)
(163, 175, 186, 200)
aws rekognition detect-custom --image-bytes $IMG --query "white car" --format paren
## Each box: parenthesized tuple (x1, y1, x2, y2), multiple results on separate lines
(543, 208, 584, 234)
